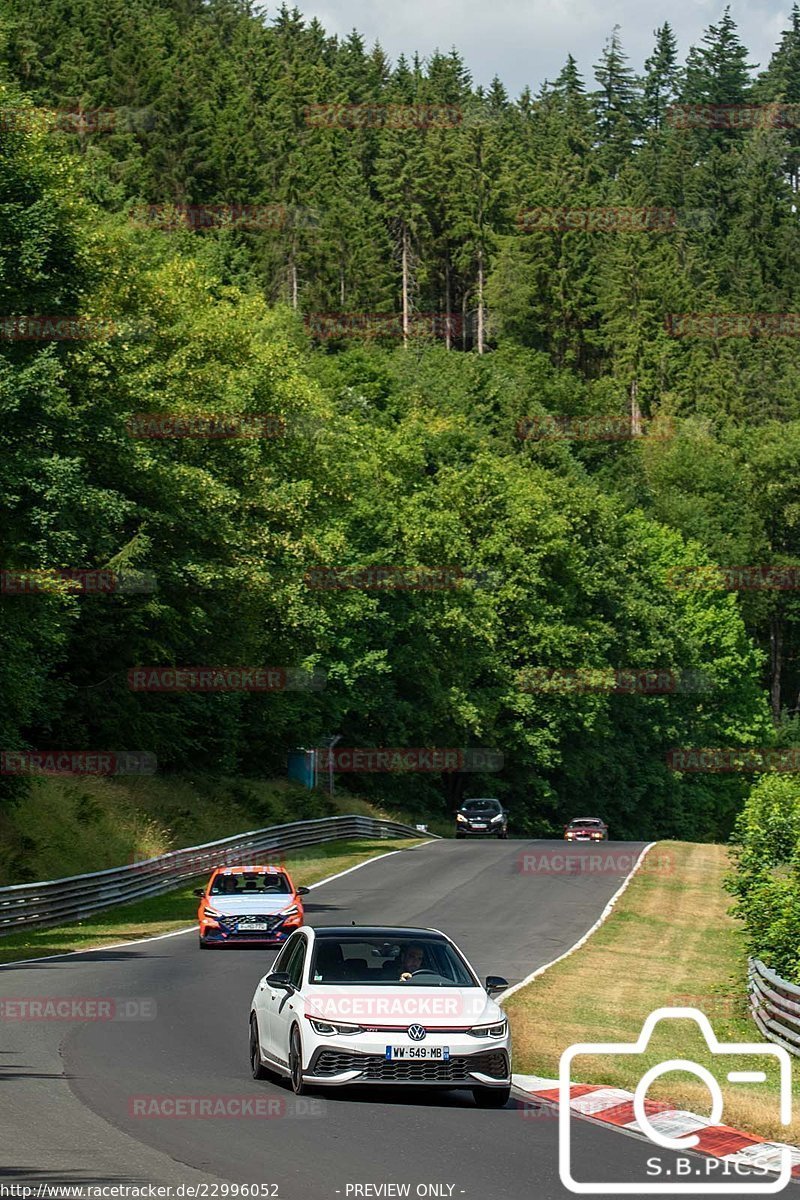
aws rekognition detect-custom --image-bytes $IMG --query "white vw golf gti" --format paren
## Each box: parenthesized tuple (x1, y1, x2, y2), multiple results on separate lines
(249, 925, 511, 1106)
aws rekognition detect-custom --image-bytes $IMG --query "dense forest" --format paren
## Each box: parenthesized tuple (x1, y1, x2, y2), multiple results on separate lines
(2, 0, 800, 840)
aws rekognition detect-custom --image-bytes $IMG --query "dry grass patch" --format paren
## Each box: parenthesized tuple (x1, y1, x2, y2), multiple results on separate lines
(505, 842, 798, 1144)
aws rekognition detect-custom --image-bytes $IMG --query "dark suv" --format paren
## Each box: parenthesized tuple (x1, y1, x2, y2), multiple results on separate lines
(456, 798, 509, 839)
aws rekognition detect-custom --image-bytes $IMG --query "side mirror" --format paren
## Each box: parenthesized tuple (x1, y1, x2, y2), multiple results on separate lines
(485, 975, 508, 994)
(266, 971, 294, 991)
(297, 887, 310, 895)
(192, 888, 205, 897)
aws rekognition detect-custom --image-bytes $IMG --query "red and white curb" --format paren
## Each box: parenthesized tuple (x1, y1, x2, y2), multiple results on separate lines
(511, 1075, 800, 1178)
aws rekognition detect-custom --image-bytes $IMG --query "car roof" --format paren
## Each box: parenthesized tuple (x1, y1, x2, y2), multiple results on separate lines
(211, 865, 288, 875)
(569, 817, 605, 824)
(310, 925, 443, 939)
(461, 797, 501, 803)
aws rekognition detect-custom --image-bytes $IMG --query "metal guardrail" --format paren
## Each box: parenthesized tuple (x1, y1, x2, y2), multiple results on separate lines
(748, 957, 800, 1054)
(0, 814, 431, 935)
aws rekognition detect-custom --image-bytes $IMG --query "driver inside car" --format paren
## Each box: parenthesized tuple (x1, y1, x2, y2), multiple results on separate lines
(396, 943, 425, 980)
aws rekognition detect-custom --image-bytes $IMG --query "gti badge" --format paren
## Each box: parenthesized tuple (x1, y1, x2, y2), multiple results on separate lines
(408, 1024, 427, 1041)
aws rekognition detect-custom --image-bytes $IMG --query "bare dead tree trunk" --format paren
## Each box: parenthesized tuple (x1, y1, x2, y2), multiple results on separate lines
(477, 248, 485, 355)
(401, 224, 410, 349)
(444, 258, 452, 350)
(771, 612, 783, 724)
(630, 377, 642, 437)
(289, 256, 298, 310)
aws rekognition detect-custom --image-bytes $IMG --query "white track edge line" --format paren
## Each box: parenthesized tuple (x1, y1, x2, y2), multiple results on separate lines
(0, 840, 435, 968)
(497, 841, 657, 1003)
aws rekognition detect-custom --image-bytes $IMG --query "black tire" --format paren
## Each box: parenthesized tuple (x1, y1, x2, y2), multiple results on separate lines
(500, 829, 508, 839)
(199, 938, 210, 949)
(456, 831, 465, 839)
(250, 1015, 269, 1080)
(473, 1085, 511, 1108)
(289, 1025, 305, 1095)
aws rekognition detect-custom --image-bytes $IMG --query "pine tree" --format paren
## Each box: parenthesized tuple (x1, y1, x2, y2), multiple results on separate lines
(643, 23, 681, 129)
(682, 7, 755, 104)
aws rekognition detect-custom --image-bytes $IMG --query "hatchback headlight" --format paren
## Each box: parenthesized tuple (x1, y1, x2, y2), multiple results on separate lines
(468, 1019, 508, 1038)
(456, 813, 468, 823)
(308, 1018, 364, 1036)
(490, 813, 503, 824)
(281, 904, 299, 917)
(203, 907, 220, 918)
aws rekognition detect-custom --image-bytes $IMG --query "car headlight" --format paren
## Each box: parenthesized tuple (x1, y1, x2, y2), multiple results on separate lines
(456, 813, 468, 823)
(468, 1019, 508, 1038)
(565, 832, 574, 839)
(490, 813, 503, 824)
(308, 1018, 364, 1036)
(591, 832, 603, 839)
(281, 905, 299, 917)
(203, 907, 221, 918)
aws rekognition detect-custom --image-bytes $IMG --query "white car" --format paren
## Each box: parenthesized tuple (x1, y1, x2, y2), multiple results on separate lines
(249, 925, 512, 1107)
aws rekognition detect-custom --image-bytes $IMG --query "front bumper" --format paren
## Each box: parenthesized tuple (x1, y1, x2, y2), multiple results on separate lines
(199, 924, 293, 946)
(456, 823, 504, 835)
(305, 1036, 511, 1087)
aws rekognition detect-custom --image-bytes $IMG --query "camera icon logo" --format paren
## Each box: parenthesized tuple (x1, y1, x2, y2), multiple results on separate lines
(559, 1007, 792, 1194)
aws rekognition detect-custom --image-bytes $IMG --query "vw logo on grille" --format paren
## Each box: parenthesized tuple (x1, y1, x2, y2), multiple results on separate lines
(407, 1024, 427, 1041)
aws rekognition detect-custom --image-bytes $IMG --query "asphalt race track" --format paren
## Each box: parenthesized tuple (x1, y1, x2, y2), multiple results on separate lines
(0, 840, 775, 1199)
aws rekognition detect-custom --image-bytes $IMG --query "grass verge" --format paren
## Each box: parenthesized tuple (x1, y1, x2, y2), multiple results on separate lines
(0, 772, 447, 885)
(0, 836, 425, 965)
(505, 841, 798, 1144)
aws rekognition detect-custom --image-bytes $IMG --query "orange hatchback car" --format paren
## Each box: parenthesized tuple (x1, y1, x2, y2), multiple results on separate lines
(195, 865, 310, 949)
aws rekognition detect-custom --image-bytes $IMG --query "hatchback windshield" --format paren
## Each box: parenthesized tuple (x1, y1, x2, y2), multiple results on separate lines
(461, 800, 501, 813)
(210, 872, 291, 895)
(309, 936, 478, 987)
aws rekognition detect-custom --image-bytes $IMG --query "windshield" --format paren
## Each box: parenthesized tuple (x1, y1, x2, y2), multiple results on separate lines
(309, 937, 478, 987)
(569, 819, 603, 828)
(210, 872, 292, 895)
(461, 800, 500, 813)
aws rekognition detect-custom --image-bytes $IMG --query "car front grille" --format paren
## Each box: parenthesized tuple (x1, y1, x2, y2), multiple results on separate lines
(217, 914, 282, 933)
(311, 1049, 509, 1082)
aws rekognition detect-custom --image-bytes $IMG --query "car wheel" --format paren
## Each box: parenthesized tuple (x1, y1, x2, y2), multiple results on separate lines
(456, 831, 465, 839)
(500, 830, 508, 839)
(472, 1085, 511, 1108)
(289, 1025, 305, 1095)
(250, 1015, 269, 1080)
(199, 937, 210, 949)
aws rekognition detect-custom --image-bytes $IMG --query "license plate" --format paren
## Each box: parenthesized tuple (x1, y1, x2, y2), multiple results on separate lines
(386, 1046, 450, 1060)
(472, 824, 486, 829)
(244, 922, 269, 931)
